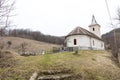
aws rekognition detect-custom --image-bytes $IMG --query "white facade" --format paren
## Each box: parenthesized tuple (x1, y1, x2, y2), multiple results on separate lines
(90, 37, 104, 50)
(66, 15, 104, 50)
(89, 24, 101, 38)
(66, 35, 104, 50)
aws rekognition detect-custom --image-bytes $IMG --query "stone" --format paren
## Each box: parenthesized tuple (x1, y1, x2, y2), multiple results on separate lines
(29, 72, 38, 80)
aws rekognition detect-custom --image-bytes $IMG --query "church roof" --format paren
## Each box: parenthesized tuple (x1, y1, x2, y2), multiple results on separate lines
(91, 15, 97, 24)
(89, 15, 100, 27)
(66, 27, 102, 40)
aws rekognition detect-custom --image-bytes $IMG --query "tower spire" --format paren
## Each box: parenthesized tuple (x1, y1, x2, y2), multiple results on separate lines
(91, 15, 97, 24)
(89, 15, 101, 38)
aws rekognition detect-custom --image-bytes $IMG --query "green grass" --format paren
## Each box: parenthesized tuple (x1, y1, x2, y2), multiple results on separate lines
(0, 50, 120, 80)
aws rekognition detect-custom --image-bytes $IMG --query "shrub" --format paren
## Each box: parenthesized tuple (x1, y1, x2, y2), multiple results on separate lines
(0, 51, 16, 68)
(7, 41, 12, 48)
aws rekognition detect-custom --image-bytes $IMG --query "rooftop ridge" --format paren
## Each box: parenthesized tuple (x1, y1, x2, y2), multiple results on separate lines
(66, 26, 102, 41)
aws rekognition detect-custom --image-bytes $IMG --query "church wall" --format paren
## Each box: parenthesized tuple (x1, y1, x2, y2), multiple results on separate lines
(90, 38, 104, 50)
(66, 35, 104, 50)
(66, 35, 90, 48)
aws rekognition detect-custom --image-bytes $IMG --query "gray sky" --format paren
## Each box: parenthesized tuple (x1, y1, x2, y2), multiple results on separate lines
(13, 0, 120, 36)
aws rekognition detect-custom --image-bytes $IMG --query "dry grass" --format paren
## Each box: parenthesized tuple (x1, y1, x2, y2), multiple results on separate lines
(0, 37, 60, 52)
(0, 50, 120, 80)
(0, 50, 17, 68)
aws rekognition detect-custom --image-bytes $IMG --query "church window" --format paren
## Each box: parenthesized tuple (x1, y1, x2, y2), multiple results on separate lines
(93, 40, 94, 46)
(74, 39, 77, 45)
(93, 28, 95, 31)
(101, 43, 103, 47)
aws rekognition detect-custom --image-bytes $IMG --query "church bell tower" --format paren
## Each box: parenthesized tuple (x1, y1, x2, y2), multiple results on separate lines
(89, 15, 101, 38)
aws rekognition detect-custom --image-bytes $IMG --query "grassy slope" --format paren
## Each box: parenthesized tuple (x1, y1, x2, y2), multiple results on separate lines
(0, 37, 60, 52)
(0, 50, 120, 80)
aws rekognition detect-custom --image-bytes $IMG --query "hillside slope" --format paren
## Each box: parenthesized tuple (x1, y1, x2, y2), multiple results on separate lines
(102, 28, 120, 49)
(0, 50, 120, 80)
(0, 37, 60, 53)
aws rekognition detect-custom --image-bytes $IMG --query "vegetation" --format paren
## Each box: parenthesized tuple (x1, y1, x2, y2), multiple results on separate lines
(0, 50, 16, 68)
(0, 0, 15, 36)
(0, 50, 120, 80)
(102, 28, 120, 62)
(4, 29, 65, 45)
(0, 37, 60, 53)
(102, 28, 120, 50)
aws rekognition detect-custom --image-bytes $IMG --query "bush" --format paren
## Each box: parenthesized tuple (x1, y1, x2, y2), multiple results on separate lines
(7, 41, 12, 48)
(0, 51, 16, 68)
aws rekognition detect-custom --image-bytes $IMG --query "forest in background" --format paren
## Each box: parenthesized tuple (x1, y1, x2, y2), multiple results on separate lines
(102, 28, 120, 49)
(1, 29, 65, 45)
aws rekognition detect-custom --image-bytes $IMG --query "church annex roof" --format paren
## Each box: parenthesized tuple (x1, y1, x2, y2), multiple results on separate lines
(66, 27, 102, 41)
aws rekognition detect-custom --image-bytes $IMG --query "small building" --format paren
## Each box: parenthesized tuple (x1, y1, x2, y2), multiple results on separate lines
(65, 15, 104, 50)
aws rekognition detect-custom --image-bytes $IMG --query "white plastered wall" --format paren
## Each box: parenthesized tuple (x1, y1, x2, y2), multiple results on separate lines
(66, 35, 104, 50)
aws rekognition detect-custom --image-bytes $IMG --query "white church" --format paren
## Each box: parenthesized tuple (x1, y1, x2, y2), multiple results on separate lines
(65, 15, 104, 50)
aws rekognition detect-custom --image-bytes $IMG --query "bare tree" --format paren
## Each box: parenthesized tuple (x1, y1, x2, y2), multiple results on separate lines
(18, 42, 28, 56)
(0, 0, 15, 36)
(116, 8, 120, 63)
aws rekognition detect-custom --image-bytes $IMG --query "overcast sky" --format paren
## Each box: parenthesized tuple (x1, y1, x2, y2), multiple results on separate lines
(12, 0, 120, 36)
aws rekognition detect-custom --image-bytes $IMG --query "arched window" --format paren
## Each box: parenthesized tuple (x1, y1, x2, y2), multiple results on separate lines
(101, 43, 103, 47)
(93, 40, 94, 46)
(74, 39, 77, 45)
(93, 28, 95, 31)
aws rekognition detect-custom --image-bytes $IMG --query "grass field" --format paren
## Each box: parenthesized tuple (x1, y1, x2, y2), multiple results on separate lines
(0, 37, 60, 52)
(0, 50, 120, 80)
